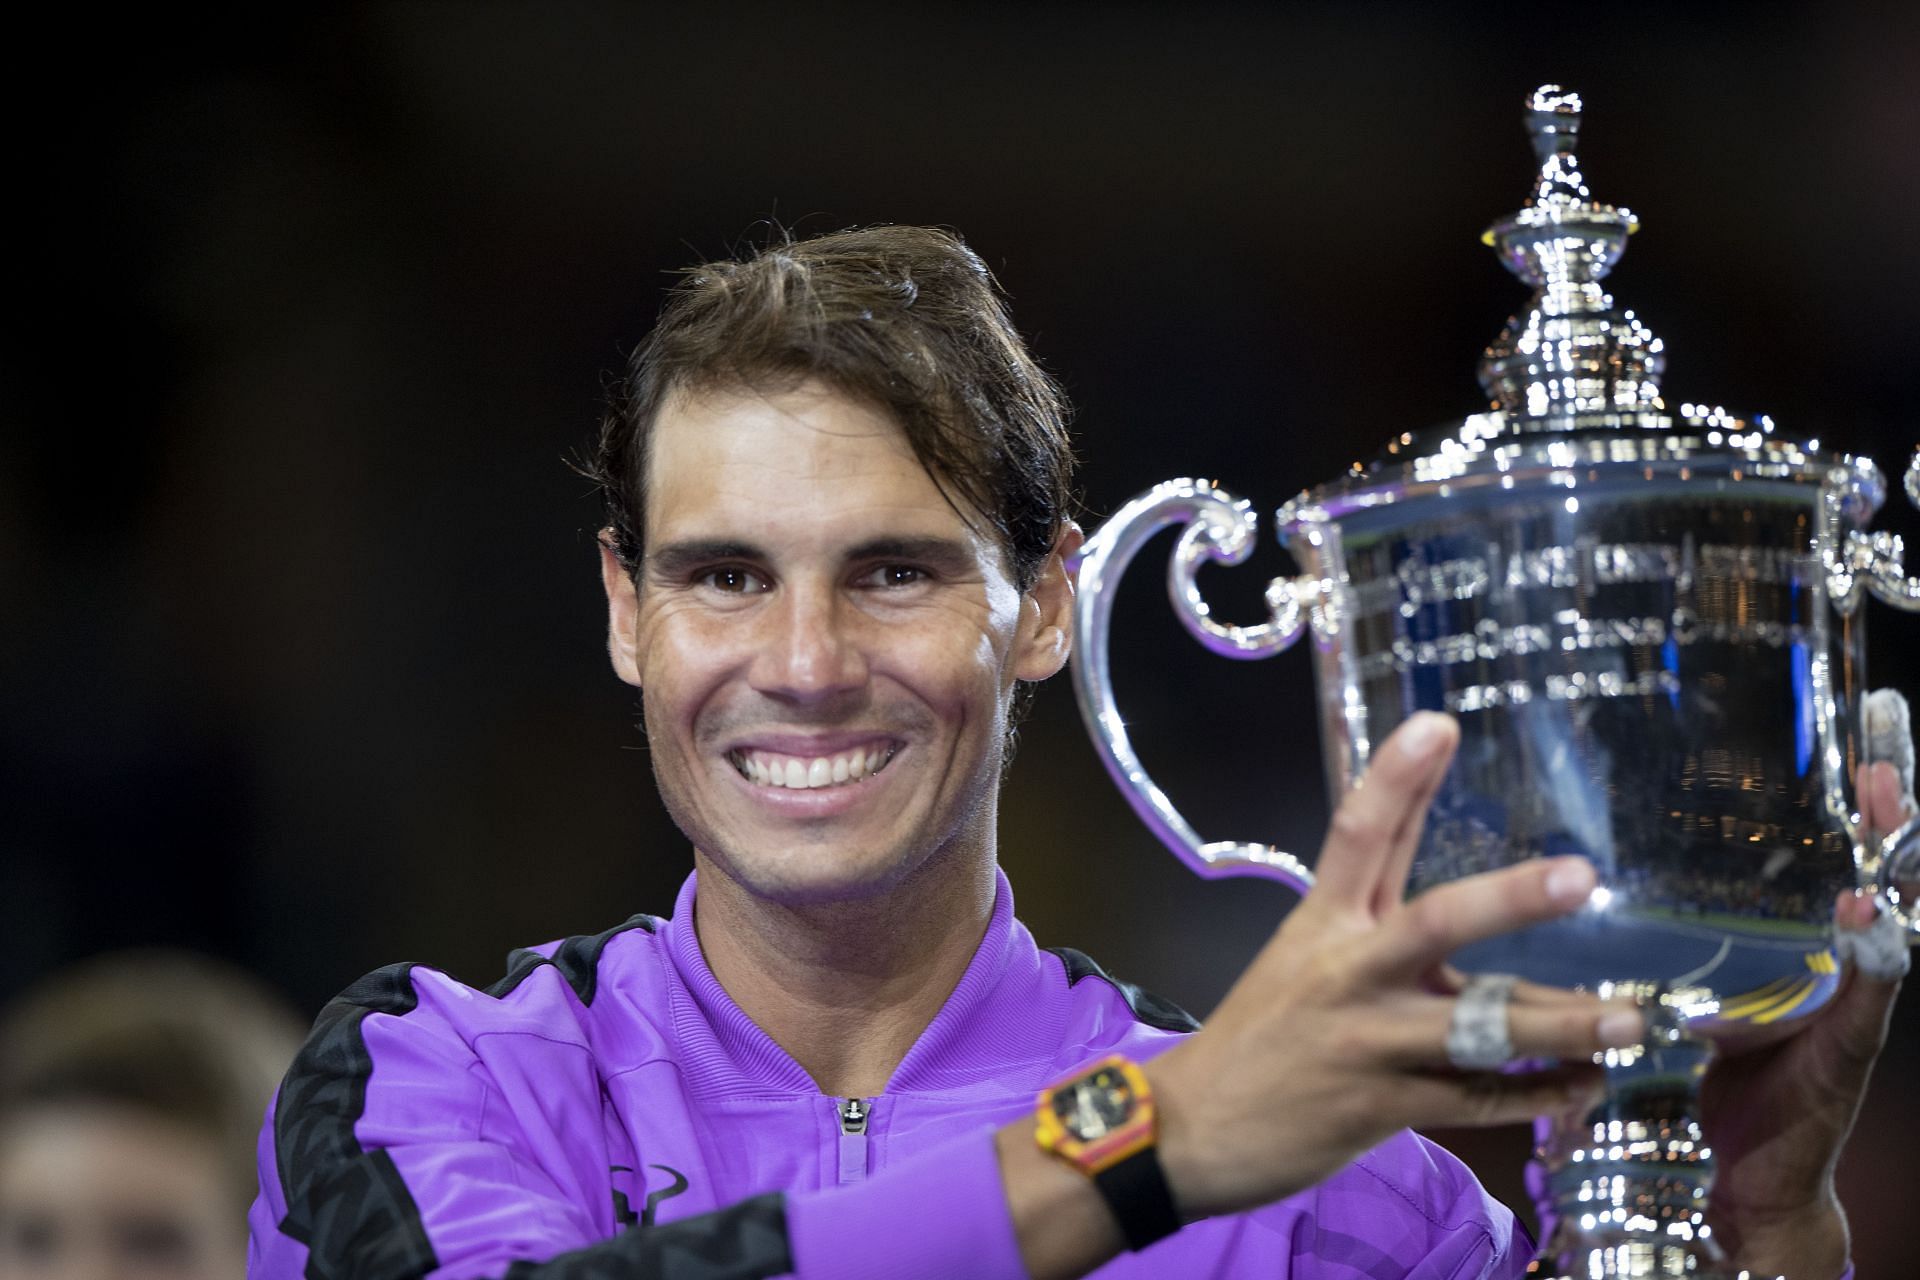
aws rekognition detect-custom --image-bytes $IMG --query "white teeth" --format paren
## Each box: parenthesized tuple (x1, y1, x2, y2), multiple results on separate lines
(732, 746, 895, 790)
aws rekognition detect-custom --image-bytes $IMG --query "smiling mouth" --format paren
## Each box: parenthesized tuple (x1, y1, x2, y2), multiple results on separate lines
(727, 744, 899, 790)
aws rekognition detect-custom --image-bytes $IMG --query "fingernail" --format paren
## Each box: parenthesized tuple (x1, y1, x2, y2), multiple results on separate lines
(1598, 1010, 1643, 1047)
(1399, 712, 1450, 760)
(1545, 858, 1596, 904)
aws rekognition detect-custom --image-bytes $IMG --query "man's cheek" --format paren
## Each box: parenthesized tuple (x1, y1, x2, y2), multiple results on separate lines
(635, 605, 722, 673)
(632, 595, 691, 643)
(939, 599, 1025, 671)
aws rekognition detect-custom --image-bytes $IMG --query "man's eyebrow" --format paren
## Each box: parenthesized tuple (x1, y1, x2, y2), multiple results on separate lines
(646, 536, 982, 579)
(844, 536, 979, 568)
(644, 540, 768, 578)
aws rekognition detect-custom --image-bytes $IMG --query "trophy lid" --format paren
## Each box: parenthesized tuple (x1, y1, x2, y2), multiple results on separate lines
(1279, 85, 1870, 530)
(1476, 85, 1660, 422)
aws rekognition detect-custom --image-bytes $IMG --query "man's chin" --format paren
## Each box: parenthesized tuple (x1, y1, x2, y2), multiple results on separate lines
(694, 844, 924, 910)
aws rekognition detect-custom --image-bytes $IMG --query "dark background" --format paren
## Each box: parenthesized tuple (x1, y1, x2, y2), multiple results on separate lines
(8, 0, 1916, 1265)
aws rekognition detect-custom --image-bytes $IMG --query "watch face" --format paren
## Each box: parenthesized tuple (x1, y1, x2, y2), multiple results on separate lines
(1054, 1065, 1136, 1141)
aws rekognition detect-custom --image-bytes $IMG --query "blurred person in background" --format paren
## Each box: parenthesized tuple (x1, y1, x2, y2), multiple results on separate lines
(0, 952, 304, 1280)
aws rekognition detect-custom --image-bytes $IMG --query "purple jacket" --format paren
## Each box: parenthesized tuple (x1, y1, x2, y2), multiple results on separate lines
(251, 870, 1527, 1279)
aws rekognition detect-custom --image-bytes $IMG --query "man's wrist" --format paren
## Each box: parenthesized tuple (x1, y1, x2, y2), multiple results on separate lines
(1031, 1054, 1181, 1250)
(995, 1119, 1125, 1280)
(1141, 1039, 1241, 1222)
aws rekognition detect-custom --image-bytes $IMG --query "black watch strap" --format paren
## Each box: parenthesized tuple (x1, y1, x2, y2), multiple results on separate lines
(1091, 1143, 1181, 1250)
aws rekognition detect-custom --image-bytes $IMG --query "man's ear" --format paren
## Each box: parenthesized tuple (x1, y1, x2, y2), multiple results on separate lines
(599, 531, 644, 688)
(1012, 522, 1084, 683)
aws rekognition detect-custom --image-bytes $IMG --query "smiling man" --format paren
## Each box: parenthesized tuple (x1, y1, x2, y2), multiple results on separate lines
(608, 381, 1066, 1107)
(249, 227, 1905, 1280)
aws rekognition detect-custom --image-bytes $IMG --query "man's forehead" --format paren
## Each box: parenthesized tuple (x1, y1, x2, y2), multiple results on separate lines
(642, 381, 1001, 557)
(651, 380, 913, 467)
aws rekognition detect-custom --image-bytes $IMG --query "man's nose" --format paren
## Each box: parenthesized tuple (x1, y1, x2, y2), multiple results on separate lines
(748, 584, 868, 700)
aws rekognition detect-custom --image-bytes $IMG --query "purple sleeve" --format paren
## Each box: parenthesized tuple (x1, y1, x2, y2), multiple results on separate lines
(249, 962, 795, 1280)
(248, 1091, 307, 1279)
(785, 1129, 1026, 1280)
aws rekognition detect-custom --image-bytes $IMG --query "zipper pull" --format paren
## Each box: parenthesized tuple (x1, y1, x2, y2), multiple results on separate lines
(837, 1097, 869, 1183)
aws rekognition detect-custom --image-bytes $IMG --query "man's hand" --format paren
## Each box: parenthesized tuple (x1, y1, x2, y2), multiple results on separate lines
(1699, 759, 1912, 1277)
(1147, 712, 1642, 1219)
(1002, 712, 1642, 1279)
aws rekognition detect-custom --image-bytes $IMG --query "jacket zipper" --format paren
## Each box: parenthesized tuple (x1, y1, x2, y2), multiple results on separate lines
(837, 1097, 870, 1184)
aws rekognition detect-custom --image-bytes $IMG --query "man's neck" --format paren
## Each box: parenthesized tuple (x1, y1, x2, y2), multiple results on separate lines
(690, 850, 998, 1099)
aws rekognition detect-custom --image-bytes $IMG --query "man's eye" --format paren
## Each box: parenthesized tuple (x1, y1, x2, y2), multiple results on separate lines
(112, 1216, 198, 1267)
(863, 565, 929, 588)
(698, 567, 768, 594)
(3, 1214, 59, 1260)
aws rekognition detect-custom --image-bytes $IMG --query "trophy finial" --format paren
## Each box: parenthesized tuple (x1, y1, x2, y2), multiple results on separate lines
(1479, 85, 1665, 421)
(1524, 85, 1588, 208)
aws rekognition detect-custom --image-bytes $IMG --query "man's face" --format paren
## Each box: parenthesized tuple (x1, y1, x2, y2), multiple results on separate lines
(0, 1105, 240, 1280)
(601, 380, 1073, 905)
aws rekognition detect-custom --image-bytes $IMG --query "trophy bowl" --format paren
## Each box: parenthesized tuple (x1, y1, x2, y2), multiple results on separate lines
(1072, 87, 1920, 1279)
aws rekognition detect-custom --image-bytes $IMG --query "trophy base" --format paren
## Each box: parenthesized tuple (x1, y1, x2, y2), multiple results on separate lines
(1525, 999, 1774, 1280)
(1526, 1237, 1736, 1279)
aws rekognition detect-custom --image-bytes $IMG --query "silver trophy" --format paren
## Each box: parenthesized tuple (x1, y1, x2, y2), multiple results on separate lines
(1073, 86, 1920, 1278)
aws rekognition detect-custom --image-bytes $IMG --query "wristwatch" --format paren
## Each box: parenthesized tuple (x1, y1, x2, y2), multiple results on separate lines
(1033, 1053, 1181, 1250)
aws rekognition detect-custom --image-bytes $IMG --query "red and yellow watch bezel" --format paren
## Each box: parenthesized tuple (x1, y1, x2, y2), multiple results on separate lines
(1033, 1053, 1157, 1176)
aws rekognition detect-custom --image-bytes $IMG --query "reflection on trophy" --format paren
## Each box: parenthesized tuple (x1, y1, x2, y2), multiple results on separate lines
(1073, 86, 1920, 1278)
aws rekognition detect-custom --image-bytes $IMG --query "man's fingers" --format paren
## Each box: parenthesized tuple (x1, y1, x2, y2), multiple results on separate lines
(1430, 968, 1615, 1011)
(1371, 726, 1457, 918)
(1832, 888, 1912, 988)
(1861, 760, 1913, 836)
(1372, 992, 1642, 1066)
(1835, 888, 1879, 932)
(1312, 713, 1459, 910)
(1366, 855, 1597, 976)
(1397, 1062, 1606, 1131)
(1814, 895, 1907, 1069)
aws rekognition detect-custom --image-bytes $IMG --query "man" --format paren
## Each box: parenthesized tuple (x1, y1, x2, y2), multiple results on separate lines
(249, 226, 1905, 1279)
(1, 951, 305, 1280)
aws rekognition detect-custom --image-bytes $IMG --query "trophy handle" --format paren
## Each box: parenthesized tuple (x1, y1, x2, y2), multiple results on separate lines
(1867, 821, 1920, 936)
(1842, 446, 1920, 608)
(1070, 478, 1317, 894)
(1847, 449, 1920, 935)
